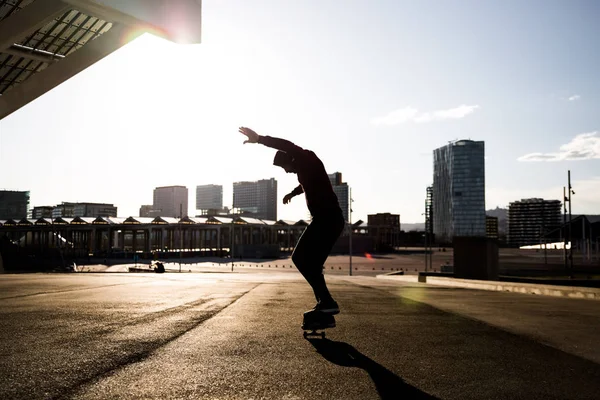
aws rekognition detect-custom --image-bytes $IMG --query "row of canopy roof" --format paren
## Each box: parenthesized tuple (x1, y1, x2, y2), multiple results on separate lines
(0, 216, 314, 227)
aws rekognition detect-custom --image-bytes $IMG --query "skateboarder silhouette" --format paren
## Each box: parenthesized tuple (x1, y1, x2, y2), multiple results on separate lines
(239, 127, 345, 320)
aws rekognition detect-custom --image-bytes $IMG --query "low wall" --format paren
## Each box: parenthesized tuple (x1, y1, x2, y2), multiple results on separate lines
(377, 274, 600, 300)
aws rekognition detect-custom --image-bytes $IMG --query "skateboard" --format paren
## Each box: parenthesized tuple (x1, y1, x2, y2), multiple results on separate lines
(302, 311, 335, 339)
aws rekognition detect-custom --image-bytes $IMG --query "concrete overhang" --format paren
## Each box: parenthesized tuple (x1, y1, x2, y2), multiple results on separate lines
(0, 0, 202, 120)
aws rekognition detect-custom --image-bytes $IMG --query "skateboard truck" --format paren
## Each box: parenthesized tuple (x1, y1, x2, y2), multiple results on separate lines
(303, 329, 326, 339)
(302, 311, 335, 339)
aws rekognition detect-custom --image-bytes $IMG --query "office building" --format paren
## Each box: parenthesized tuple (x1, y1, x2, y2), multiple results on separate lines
(0, 190, 29, 219)
(433, 140, 486, 243)
(52, 202, 75, 218)
(49, 202, 117, 218)
(328, 172, 351, 222)
(368, 213, 401, 250)
(32, 206, 53, 219)
(73, 203, 117, 217)
(139, 205, 161, 218)
(153, 186, 189, 218)
(486, 216, 499, 239)
(196, 184, 223, 213)
(507, 198, 562, 247)
(233, 178, 277, 221)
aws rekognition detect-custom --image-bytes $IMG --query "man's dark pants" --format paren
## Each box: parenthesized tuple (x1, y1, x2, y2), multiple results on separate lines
(292, 209, 345, 302)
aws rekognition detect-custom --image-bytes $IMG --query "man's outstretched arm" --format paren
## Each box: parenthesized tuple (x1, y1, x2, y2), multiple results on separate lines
(283, 185, 304, 204)
(239, 127, 303, 157)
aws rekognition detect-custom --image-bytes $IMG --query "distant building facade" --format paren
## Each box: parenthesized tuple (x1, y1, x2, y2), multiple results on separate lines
(486, 216, 499, 239)
(153, 186, 189, 218)
(487, 207, 508, 239)
(0, 190, 29, 219)
(49, 202, 117, 218)
(196, 184, 223, 214)
(507, 198, 562, 247)
(433, 140, 486, 243)
(74, 203, 117, 217)
(32, 206, 53, 219)
(139, 205, 161, 218)
(328, 172, 351, 222)
(52, 202, 75, 218)
(233, 178, 277, 221)
(368, 213, 401, 251)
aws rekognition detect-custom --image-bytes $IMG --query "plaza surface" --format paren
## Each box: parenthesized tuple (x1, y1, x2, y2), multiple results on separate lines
(1, 271, 599, 399)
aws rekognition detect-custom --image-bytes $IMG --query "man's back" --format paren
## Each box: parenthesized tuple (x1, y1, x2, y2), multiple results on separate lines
(258, 135, 340, 217)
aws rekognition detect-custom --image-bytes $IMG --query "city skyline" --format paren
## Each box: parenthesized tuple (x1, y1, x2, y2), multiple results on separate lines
(1, 1, 599, 223)
(3, 169, 589, 222)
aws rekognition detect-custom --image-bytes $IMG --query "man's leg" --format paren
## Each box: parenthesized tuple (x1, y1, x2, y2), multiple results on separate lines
(291, 222, 324, 303)
(292, 213, 345, 310)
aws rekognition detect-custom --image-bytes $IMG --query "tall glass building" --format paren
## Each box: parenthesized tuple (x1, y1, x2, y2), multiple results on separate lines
(328, 172, 351, 223)
(433, 140, 485, 243)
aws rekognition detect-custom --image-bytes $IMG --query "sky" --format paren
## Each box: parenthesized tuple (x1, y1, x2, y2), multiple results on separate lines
(1, 0, 600, 223)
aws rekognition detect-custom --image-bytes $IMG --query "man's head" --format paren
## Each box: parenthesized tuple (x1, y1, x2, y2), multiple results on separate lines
(273, 151, 296, 173)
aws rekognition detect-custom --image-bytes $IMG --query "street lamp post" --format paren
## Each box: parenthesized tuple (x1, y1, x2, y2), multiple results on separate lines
(230, 205, 235, 272)
(563, 186, 567, 270)
(563, 171, 575, 274)
(568, 170, 574, 272)
(179, 203, 183, 273)
(348, 197, 353, 276)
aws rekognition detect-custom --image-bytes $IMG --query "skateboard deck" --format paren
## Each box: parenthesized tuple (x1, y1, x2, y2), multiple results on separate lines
(302, 312, 335, 339)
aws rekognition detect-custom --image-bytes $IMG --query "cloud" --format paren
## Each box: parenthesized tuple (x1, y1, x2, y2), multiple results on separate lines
(372, 104, 480, 125)
(568, 95, 581, 101)
(518, 132, 600, 162)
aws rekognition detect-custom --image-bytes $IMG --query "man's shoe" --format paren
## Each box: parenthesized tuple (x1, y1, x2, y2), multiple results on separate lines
(315, 299, 340, 315)
(303, 303, 320, 317)
(303, 300, 340, 316)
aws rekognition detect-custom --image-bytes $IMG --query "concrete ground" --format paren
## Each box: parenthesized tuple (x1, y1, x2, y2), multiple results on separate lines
(1, 272, 599, 399)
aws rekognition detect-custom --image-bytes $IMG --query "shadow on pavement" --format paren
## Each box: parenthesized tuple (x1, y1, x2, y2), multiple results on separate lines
(308, 339, 438, 400)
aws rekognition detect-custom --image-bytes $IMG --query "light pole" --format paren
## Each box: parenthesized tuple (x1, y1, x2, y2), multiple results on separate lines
(563, 186, 568, 270)
(179, 203, 183, 273)
(568, 170, 574, 272)
(422, 211, 427, 271)
(230, 204, 235, 272)
(348, 196, 354, 276)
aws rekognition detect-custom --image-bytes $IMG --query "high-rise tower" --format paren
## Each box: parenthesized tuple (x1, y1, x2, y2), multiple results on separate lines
(432, 140, 485, 243)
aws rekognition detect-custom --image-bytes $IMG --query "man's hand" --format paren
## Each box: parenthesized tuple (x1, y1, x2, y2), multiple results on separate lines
(239, 127, 259, 144)
(283, 193, 293, 204)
